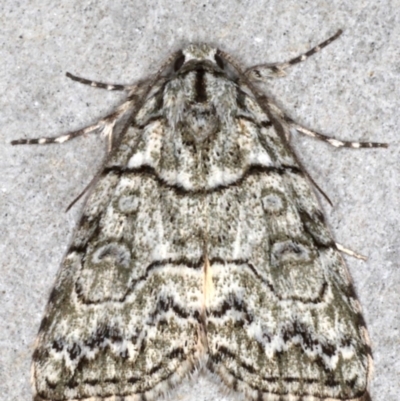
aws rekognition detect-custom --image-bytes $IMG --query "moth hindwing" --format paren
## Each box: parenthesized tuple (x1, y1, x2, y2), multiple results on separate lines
(16, 31, 386, 401)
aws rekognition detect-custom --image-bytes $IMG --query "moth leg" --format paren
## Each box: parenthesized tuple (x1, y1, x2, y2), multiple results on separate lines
(246, 29, 343, 80)
(336, 243, 367, 261)
(291, 123, 388, 149)
(11, 98, 135, 146)
(66, 72, 137, 91)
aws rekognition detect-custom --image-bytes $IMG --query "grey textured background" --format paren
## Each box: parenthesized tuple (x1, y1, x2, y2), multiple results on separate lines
(1, 1, 399, 400)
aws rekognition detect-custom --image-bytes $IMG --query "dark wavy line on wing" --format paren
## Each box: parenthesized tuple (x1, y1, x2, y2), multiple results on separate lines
(41, 347, 189, 400)
(209, 345, 368, 398)
(101, 163, 302, 195)
(73, 257, 328, 305)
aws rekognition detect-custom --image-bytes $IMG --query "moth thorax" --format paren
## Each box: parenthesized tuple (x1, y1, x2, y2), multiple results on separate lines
(184, 103, 219, 143)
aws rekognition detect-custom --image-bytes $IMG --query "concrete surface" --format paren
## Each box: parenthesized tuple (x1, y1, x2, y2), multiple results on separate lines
(1, 1, 399, 400)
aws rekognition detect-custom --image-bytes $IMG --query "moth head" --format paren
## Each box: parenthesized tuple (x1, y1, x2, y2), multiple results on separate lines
(174, 43, 225, 72)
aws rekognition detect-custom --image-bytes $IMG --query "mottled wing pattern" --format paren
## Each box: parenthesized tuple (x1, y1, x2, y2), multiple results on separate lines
(31, 42, 373, 401)
(32, 122, 208, 400)
(205, 98, 372, 401)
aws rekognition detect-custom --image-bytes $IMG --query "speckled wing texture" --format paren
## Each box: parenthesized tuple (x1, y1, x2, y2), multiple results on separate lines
(32, 44, 372, 401)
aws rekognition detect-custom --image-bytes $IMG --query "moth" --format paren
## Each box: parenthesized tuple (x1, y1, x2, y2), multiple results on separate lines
(13, 30, 386, 401)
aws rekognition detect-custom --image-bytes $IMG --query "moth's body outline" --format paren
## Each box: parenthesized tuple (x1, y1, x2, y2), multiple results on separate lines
(13, 30, 386, 401)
